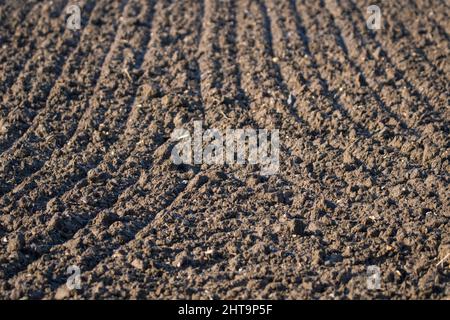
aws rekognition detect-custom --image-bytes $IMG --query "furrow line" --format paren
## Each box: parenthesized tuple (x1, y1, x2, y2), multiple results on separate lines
(0, 0, 67, 107)
(0, 0, 95, 156)
(3, 0, 206, 298)
(0, 0, 127, 202)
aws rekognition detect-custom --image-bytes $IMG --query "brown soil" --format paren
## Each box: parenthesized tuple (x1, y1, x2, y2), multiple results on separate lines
(0, 0, 448, 299)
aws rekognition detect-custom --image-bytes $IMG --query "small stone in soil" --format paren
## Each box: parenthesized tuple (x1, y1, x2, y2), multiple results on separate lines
(131, 258, 146, 270)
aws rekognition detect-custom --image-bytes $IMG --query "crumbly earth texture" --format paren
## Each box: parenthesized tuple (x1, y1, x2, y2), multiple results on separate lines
(0, 0, 448, 299)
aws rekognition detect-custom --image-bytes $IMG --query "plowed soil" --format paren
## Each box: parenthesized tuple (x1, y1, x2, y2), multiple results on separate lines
(0, 0, 448, 299)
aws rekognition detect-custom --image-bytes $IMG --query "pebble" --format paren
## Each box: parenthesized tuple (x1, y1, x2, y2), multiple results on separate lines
(131, 258, 145, 270)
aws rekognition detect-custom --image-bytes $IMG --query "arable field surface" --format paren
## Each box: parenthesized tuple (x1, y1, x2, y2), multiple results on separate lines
(0, 0, 448, 299)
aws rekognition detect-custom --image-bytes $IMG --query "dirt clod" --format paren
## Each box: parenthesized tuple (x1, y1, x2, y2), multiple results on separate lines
(173, 252, 191, 268)
(7, 233, 25, 254)
(131, 258, 146, 271)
